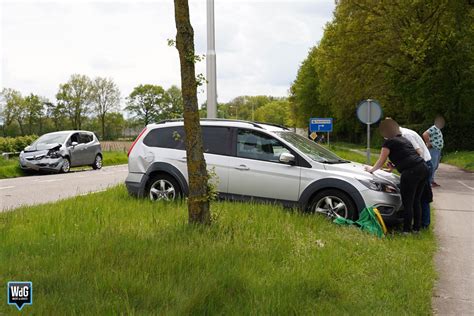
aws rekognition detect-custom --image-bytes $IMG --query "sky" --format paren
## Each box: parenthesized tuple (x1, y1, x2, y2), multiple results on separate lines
(0, 0, 335, 107)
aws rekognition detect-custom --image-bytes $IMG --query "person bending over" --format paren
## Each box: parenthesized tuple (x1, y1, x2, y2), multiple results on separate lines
(365, 119, 429, 233)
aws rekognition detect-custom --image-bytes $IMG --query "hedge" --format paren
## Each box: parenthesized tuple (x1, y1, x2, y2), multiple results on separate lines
(0, 135, 38, 153)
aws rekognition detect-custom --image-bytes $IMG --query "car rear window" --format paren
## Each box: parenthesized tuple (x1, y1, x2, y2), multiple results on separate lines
(143, 126, 231, 155)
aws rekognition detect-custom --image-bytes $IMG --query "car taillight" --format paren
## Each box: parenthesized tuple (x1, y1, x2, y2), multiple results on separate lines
(128, 127, 147, 157)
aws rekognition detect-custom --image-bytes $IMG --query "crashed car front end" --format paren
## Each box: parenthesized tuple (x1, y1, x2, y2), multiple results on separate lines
(19, 145, 67, 172)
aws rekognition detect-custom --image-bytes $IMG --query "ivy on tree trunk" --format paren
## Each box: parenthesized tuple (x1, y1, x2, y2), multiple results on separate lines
(173, 0, 210, 224)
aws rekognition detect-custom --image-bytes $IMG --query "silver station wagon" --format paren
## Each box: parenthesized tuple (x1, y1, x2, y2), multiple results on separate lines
(126, 119, 403, 222)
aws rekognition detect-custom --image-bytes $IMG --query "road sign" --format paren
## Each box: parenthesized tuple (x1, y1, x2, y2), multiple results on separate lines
(309, 132, 318, 140)
(356, 100, 382, 124)
(309, 118, 333, 132)
(356, 99, 382, 164)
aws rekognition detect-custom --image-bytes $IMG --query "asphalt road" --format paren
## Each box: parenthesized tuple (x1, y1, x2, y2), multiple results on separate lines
(432, 163, 474, 315)
(0, 165, 128, 212)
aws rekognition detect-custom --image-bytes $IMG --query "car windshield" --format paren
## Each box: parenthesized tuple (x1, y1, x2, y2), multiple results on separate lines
(33, 133, 69, 146)
(275, 131, 349, 164)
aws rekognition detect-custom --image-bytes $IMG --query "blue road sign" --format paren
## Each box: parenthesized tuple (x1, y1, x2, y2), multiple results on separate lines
(309, 118, 333, 132)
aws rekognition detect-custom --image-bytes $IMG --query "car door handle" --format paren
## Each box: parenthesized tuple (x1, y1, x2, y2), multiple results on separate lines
(234, 164, 249, 170)
(179, 157, 187, 162)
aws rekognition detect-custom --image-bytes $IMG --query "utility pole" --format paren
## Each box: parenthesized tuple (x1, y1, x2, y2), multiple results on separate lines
(206, 0, 217, 118)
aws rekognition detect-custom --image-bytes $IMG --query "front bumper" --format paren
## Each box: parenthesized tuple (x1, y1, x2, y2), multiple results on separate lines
(360, 189, 404, 224)
(19, 156, 65, 172)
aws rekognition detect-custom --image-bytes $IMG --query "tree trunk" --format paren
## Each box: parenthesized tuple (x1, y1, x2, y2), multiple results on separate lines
(101, 114, 106, 140)
(174, 0, 210, 224)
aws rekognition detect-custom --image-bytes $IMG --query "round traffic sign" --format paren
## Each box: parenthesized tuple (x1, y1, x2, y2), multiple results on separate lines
(357, 100, 382, 124)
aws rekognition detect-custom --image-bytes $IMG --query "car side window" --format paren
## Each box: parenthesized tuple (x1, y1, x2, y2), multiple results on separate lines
(68, 133, 80, 145)
(79, 133, 93, 144)
(143, 126, 186, 150)
(236, 129, 290, 163)
(202, 127, 231, 155)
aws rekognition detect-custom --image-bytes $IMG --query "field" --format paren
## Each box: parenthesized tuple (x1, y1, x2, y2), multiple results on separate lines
(0, 151, 128, 179)
(0, 185, 437, 315)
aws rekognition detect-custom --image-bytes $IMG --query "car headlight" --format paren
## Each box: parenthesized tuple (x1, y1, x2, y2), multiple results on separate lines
(46, 149, 61, 159)
(358, 179, 398, 193)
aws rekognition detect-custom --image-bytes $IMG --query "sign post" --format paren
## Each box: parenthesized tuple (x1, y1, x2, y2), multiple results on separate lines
(309, 118, 333, 145)
(356, 99, 382, 164)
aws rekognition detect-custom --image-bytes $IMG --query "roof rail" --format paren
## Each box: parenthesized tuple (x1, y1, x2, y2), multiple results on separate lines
(155, 118, 290, 130)
(156, 118, 264, 129)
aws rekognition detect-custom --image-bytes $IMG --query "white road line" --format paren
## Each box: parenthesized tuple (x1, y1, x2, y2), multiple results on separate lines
(0, 186, 15, 190)
(37, 179, 63, 183)
(457, 180, 474, 191)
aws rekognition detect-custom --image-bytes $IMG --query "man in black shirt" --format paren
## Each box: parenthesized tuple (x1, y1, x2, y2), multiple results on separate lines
(365, 119, 429, 233)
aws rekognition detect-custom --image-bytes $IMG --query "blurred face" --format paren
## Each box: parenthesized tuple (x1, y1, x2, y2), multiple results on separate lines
(435, 117, 445, 129)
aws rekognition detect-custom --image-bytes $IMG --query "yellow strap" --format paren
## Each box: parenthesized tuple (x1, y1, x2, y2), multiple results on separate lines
(373, 208, 388, 234)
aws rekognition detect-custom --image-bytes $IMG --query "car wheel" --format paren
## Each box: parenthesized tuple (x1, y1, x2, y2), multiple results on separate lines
(146, 174, 182, 202)
(92, 154, 103, 170)
(61, 158, 71, 173)
(309, 189, 356, 220)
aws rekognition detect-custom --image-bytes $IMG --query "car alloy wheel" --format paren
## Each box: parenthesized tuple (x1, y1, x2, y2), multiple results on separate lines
(62, 159, 70, 173)
(149, 179, 176, 201)
(93, 155, 102, 169)
(313, 195, 348, 219)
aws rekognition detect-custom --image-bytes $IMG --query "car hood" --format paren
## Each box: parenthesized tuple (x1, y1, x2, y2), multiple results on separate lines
(323, 161, 400, 185)
(24, 143, 62, 152)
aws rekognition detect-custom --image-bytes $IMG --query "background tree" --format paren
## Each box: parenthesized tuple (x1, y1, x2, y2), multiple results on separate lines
(291, 0, 474, 149)
(289, 47, 326, 128)
(174, 0, 210, 224)
(23, 94, 44, 135)
(165, 85, 184, 119)
(91, 77, 121, 139)
(56, 74, 93, 129)
(125, 84, 167, 126)
(254, 100, 293, 126)
(0, 88, 21, 136)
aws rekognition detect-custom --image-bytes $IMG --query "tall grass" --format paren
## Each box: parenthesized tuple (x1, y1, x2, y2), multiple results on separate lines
(0, 186, 436, 315)
(442, 151, 474, 171)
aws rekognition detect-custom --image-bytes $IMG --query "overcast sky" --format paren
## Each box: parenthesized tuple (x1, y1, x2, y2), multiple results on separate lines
(0, 0, 334, 107)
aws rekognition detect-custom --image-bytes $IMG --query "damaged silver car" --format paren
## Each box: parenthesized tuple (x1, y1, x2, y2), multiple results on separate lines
(19, 131, 102, 173)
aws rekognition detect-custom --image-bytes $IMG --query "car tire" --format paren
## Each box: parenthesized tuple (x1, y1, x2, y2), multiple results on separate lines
(308, 189, 357, 220)
(146, 174, 182, 202)
(92, 154, 103, 170)
(61, 157, 71, 173)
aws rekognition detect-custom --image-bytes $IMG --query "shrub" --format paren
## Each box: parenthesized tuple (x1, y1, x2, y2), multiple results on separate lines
(0, 135, 38, 153)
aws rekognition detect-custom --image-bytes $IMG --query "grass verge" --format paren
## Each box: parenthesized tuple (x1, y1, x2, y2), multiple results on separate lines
(0, 185, 436, 315)
(0, 151, 128, 179)
(442, 151, 474, 171)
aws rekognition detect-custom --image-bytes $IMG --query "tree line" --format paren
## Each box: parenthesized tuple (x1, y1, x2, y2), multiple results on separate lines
(0, 74, 185, 140)
(290, 0, 474, 150)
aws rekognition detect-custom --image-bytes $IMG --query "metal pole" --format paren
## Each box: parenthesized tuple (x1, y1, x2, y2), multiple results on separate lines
(367, 99, 371, 164)
(327, 132, 329, 147)
(206, 0, 217, 118)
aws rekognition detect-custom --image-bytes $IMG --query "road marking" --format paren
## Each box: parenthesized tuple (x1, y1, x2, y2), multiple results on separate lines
(457, 180, 474, 191)
(0, 186, 15, 190)
(437, 208, 474, 213)
(37, 179, 63, 183)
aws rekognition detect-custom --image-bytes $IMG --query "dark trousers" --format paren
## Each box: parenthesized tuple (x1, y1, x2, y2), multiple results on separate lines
(421, 160, 433, 227)
(400, 163, 429, 232)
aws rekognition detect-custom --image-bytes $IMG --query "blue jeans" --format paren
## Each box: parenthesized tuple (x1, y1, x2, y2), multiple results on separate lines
(421, 160, 433, 227)
(429, 148, 441, 184)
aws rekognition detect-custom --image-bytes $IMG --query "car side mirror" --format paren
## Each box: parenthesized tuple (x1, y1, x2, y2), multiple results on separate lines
(71, 141, 78, 147)
(279, 152, 295, 164)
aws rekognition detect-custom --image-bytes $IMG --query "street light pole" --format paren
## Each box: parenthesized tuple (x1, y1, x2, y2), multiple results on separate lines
(206, 0, 217, 118)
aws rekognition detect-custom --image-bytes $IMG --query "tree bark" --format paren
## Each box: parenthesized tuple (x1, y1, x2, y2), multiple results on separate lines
(173, 0, 210, 224)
